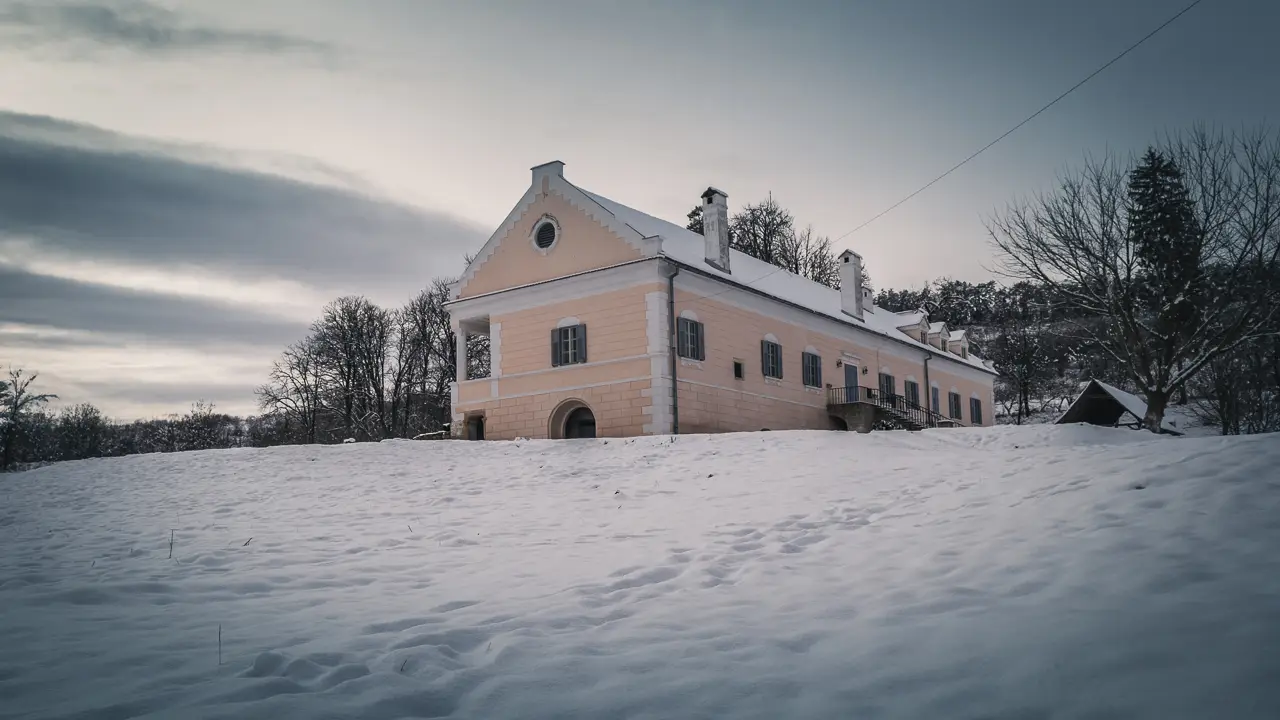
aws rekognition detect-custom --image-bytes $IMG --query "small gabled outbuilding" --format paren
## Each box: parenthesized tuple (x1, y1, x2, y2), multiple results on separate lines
(1056, 379, 1183, 435)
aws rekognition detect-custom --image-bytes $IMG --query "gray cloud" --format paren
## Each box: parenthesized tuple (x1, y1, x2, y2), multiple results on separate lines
(0, 327, 120, 351)
(0, 0, 331, 56)
(0, 266, 307, 349)
(70, 379, 263, 415)
(0, 111, 486, 296)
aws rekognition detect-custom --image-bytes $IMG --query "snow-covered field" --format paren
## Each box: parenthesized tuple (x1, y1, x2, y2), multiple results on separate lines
(2, 426, 1278, 719)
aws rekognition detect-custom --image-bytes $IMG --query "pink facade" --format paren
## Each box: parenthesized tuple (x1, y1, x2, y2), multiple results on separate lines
(446, 161, 998, 439)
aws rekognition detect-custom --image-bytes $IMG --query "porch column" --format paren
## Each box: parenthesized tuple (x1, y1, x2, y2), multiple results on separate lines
(456, 321, 469, 382)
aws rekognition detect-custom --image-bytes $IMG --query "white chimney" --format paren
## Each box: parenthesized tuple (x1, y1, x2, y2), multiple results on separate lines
(530, 160, 564, 195)
(701, 187, 730, 272)
(839, 249, 864, 320)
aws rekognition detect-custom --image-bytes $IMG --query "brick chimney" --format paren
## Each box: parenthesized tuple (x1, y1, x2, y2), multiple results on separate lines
(839, 249, 864, 320)
(701, 187, 730, 272)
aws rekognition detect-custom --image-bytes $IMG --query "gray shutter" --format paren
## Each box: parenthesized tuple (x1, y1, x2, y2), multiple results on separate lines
(814, 355, 821, 387)
(761, 340, 768, 377)
(696, 322, 705, 361)
(551, 328, 561, 367)
(775, 344, 782, 379)
(577, 324, 587, 363)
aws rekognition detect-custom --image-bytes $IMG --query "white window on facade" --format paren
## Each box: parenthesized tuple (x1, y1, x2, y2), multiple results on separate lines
(761, 339, 783, 379)
(677, 317, 705, 361)
(551, 324, 587, 366)
(802, 351, 822, 388)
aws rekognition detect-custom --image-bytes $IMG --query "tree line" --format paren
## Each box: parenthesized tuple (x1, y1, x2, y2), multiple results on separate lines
(1, 369, 269, 472)
(254, 275, 489, 445)
(1, 267, 492, 471)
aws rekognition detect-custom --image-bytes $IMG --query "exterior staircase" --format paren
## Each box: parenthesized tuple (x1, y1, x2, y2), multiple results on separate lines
(827, 386, 961, 432)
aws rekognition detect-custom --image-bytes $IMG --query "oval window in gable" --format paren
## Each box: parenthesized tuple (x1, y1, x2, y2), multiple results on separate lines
(535, 221, 557, 249)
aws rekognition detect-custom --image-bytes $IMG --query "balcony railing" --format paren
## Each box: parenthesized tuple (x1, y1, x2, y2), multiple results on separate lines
(827, 386, 962, 429)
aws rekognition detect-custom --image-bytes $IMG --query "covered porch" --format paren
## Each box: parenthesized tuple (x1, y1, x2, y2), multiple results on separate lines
(452, 314, 493, 440)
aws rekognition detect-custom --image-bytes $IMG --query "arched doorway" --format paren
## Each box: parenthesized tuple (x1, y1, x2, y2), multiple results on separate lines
(565, 407, 597, 438)
(829, 415, 848, 431)
(548, 399, 597, 439)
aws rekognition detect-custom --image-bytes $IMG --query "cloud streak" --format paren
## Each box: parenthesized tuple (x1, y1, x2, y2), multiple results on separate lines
(0, 266, 308, 349)
(0, 110, 487, 417)
(0, 0, 331, 57)
(0, 111, 486, 296)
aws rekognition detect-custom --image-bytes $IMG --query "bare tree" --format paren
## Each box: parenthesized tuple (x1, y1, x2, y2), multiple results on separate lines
(990, 126, 1280, 431)
(1, 368, 57, 471)
(690, 196, 851, 289)
(352, 301, 395, 438)
(986, 289, 1054, 423)
(256, 338, 325, 444)
(778, 225, 841, 289)
(254, 254, 492, 444)
(1189, 333, 1280, 435)
(730, 195, 794, 268)
(311, 296, 395, 439)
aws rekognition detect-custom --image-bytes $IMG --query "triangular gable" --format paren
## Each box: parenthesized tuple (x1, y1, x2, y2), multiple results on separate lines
(453, 162, 659, 299)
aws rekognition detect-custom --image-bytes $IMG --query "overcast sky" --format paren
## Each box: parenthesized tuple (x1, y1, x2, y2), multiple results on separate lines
(2, 0, 1276, 419)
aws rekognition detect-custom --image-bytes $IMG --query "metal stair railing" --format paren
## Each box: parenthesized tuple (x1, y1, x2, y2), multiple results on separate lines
(827, 386, 961, 429)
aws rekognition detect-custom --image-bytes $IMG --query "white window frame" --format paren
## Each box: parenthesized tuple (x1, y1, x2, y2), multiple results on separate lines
(801, 351, 822, 388)
(904, 379, 920, 406)
(879, 372, 896, 398)
(529, 214, 561, 254)
(762, 339, 783, 379)
(551, 324, 587, 366)
(677, 317, 705, 361)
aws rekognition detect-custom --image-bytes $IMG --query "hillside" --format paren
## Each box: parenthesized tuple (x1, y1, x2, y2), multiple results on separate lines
(2, 427, 1278, 719)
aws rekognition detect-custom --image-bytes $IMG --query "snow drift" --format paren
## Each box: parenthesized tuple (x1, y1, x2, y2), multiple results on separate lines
(1, 425, 1278, 719)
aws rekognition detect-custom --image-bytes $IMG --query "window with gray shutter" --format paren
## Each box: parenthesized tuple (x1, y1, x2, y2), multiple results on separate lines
(931, 386, 940, 414)
(761, 340, 782, 379)
(878, 372, 895, 399)
(904, 380, 920, 406)
(970, 397, 983, 425)
(801, 352, 822, 387)
(677, 318, 705, 361)
(551, 324, 588, 366)
(949, 392, 962, 419)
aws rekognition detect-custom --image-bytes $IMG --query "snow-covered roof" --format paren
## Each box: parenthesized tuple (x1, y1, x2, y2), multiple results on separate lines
(1058, 379, 1183, 435)
(948, 330, 968, 341)
(894, 310, 928, 327)
(1093, 381, 1182, 435)
(578, 186, 994, 374)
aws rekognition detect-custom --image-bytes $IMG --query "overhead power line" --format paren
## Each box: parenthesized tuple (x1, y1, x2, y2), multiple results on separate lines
(678, 0, 1206, 307)
(831, 0, 1206, 243)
